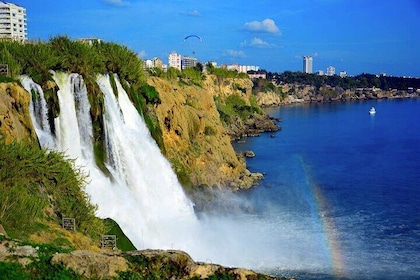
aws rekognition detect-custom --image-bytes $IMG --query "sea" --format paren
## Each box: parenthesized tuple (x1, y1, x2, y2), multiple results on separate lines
(233, 98, 420, 280)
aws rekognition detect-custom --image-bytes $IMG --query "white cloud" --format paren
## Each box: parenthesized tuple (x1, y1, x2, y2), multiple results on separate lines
(137, 50, 147, 58)
(225, 50, 247, 58)
(242, 37, 274, 48)
(103, 0, 130, 6)
(243, 18, 281, 34)
(181, 9, 201, 16)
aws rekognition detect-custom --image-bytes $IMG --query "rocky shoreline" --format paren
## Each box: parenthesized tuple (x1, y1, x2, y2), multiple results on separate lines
(255, 83, 420, 107)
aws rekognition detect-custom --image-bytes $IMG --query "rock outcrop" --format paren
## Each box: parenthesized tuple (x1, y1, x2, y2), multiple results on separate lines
(0, 237, 288, 279)
(0, 82, 38, 144)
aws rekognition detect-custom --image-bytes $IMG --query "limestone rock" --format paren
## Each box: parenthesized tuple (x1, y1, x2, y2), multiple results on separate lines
(51, 250, 129, 278)
(0, 82, 38, 144)
(149, 76, 248, 188)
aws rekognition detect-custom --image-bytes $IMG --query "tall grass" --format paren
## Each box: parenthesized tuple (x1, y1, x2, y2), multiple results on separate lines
(0, 141, 105, 239)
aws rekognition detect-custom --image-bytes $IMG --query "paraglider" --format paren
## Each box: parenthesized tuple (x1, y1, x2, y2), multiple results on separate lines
(184, 35, 202, 55)
(184, 35, 202, 42)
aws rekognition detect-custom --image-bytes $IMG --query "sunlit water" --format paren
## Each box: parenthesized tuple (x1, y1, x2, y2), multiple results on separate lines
(233, 99, 420, 279)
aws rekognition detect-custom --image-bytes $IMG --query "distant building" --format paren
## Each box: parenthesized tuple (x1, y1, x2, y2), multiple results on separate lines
(303, 56, 313, 73)
(248, 70, 266, 80)
(224, 64, 259, 73)
(181, 56, 198, 70)
(326, 66, 335, 76)
(168, 51, 182, 70)
(339, 71, 347, 78)
(239, 65, 259, 73)
(0, 2, 27, 41)
(144, 59, 154, 69)
(77, 38, 103, 45)
(152, 57, 162, 68)
(316, 70, 324, 76)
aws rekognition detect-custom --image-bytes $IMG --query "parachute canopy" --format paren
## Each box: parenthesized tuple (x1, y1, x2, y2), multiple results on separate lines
(184, 35, 202, 42)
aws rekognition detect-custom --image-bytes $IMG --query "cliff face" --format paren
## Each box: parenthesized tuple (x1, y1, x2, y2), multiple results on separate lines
(148, 75, 261, 190)
(0, 82, 38, 144)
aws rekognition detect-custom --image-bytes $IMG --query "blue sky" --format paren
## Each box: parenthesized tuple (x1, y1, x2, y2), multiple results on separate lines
(14, 0, 420, 77)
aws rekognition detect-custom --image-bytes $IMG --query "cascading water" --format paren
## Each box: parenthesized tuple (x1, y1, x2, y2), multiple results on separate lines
(24, 71, 200, 253)
(95, 74, 199, 249)
(20, 76, 55, 149)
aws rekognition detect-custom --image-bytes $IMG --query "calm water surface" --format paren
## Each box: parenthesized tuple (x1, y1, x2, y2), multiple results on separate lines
(234, 99, 420, 280)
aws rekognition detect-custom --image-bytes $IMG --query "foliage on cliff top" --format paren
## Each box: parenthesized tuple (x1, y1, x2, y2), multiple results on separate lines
(148, 65, 205, 87)
(0, 36, 145, 87)
(206, 63, 249, 79)
(0, 141, 106, 240)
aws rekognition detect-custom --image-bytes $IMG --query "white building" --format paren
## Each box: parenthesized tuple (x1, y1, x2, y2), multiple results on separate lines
(326, 66, 336, 76)
(0, 2, 27, 41)
(339, 71, 347, 78)
(303, 56, 313, 73)
(225, 64, 259, 73)
(239, 65, 259, 73)
(168, 51, 182, 70)
(181, 56, 198, 70)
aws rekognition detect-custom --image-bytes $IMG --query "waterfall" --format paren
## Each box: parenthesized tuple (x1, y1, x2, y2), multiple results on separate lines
(25, 71, 199, 253)
(96, 74, 198, 249)
(20, 76, 55, 149)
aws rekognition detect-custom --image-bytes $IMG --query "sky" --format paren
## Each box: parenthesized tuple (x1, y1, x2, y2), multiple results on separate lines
(13, 0, 420, 77)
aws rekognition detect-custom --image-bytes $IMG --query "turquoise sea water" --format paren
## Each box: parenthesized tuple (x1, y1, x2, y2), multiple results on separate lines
(233, 99, 420, 280)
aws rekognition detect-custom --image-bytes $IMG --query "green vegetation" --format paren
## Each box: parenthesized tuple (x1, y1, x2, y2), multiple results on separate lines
(0, 141, 105, 240)
(206, 63, 249, 79)
(0, 241, 80, 280)
(215, 94, 261, 125)
(268, 71, 420, 91)
(252, 78, 287, 99)
(149, 65, 205, 87)
(104, 218, 136, 252)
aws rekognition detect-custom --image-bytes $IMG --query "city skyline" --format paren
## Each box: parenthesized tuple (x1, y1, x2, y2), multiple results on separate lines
(10, 0, 420, 77)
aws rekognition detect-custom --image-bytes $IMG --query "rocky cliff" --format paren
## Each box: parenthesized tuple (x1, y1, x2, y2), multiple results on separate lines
(149, 75, 276, 191)
(0, 82, 38, 144)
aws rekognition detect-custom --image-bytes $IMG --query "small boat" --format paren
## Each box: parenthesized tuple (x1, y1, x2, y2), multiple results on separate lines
(369, 107, 376, 115)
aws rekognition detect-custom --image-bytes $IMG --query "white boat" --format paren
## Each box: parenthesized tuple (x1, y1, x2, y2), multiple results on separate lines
(369, 107, 376, 115)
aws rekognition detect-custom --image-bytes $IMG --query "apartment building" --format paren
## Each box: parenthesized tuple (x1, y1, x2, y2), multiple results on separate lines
(303, 56, 313, 74)
(0, 2, 27, 41)
(168, 51, 182, 70)
(181, 56, 198, 70)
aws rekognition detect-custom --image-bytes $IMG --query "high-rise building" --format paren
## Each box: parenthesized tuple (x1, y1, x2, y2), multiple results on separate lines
(0, 2, 27, 41)
(168, 51, 182, 70)
(303, 56, 313, 73)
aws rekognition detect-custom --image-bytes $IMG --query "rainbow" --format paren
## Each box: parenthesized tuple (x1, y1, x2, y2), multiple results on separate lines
(299, 156, 347, 278)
